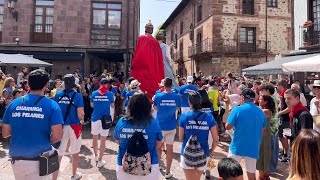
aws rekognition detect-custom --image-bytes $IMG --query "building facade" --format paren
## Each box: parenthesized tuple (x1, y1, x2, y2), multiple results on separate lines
(161, 0, 294, 77)
(0, 0, 140, 79)
(300, 0, 320, 52)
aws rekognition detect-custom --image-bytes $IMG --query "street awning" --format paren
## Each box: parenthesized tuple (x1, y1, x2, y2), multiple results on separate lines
(0, 53, 53, 67)
(242, 54, 319, 75)
(282, 55, 320, 72)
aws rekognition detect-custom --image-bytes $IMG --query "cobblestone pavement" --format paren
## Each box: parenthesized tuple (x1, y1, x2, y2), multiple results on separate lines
(0, 125, 289, 180)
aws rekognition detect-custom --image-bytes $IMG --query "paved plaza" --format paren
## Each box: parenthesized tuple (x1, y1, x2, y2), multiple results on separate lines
(0, 124, 289, 180)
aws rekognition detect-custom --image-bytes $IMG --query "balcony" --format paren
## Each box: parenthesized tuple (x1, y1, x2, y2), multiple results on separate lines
(30, 24, 53, 43)
(188, 38, 271, 58)
(173, 51, 183, 63)
(299, 22, 320, 51)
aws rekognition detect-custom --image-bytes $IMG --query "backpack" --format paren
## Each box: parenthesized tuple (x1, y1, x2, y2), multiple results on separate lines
(122, 120, 152, 176)
(183, 112, 207, 168)
(56, 90, 77, 122)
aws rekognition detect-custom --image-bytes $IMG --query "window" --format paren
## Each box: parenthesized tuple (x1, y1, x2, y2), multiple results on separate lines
(313, 0, 320, 31)
(91, 2, 122, 45)
(197, 4, 202, 23)
(32, 0, 54, 43)
(196, 31, 202, 53)
(242, 0, 254, 15)
(0, 0, 3, 42)
(268, 0, 277, 7)
(180, 21, 183, 35)
(240, 27, 256, 52)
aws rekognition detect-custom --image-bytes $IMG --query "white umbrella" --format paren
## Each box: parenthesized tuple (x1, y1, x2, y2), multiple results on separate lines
(0, 53, 52, 67)
(282, 54, 320, 72)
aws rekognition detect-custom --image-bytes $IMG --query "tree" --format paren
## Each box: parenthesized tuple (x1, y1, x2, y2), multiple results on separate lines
(153, 23, 166, 43)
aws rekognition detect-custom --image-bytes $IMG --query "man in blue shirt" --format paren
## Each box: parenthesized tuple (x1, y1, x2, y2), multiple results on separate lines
(123, 80, 141, 114)
(179, 76, 198, 114)
(53, 74, 84, 180)
(2, 69, 63, 179)
(90, 78, 115, 168)
(225, 88, 266, 180)
(154, 77, 181, 179)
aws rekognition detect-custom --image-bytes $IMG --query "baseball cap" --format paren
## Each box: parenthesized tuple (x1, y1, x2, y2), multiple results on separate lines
(100, 78, 110, 85)
(64, 74, 76, 90)
(241, 88, 256, 100)
(187, 76, 193, 83)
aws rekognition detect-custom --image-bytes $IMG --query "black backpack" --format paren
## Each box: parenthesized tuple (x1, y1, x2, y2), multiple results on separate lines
(122, 119, 152, 176)
(56, 90, 77, 122)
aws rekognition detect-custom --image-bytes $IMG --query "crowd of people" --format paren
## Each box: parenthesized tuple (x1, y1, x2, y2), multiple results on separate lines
(0, 67, 320, 180)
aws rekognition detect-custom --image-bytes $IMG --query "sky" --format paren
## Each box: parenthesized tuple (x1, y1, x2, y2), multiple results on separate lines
(140, 0, 181, 35)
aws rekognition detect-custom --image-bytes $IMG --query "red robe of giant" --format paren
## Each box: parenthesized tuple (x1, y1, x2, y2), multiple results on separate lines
(131, 35, 164, 99)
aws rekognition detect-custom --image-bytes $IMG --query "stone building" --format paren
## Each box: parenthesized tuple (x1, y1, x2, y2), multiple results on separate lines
(161, 0, 294, 77)
(0, 0, 140, 79)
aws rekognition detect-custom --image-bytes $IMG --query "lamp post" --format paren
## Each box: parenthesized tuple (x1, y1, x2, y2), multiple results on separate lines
(8, 0, 18, 22)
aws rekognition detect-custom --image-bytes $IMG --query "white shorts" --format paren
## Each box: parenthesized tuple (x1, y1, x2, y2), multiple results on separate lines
(58, 125, 82, 156)
(180, 155, 209, 171)
(12, 160, 50, 180)
(116, 164, 159, 180)
(161, 130, 176, 145)
(181, 107, 190, 114)
(228, 150, 257, 173)
(91, 120, 109, 137)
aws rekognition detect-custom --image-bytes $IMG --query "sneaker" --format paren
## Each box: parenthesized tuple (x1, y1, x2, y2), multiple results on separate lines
(165, 172, 173, 179)
(94, 155, 99, 162)
(71, 173, 82, 180)
(97, 160, 106, 168)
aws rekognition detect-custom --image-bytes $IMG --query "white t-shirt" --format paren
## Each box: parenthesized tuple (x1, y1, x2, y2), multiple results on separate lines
(16, 72, 24, 88)
(300, 93, 308, 107)
(310, 97, 320, 133)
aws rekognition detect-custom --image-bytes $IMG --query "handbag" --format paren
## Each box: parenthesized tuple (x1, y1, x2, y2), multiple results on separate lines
(39, 150, 59, 176)
(101, 115, 113, 129)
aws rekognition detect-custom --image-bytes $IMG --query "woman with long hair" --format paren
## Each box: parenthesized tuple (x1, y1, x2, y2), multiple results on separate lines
(2, 77, 15, 104)
(257, 95, 276, 180)
(287, 129, 320, 180)
(114, 92, 163, 180)
(178, 91, 219, 180)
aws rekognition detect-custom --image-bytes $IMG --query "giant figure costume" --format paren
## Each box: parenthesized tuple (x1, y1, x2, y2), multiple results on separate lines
(156, 32, 179, 89)
(131, 21, 164, 99)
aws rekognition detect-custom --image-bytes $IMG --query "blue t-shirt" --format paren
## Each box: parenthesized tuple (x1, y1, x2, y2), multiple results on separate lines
(114, 118, 163, 166)
(90, 90, 115, 122)
(125, 91, 136, 107)
(179, 84, 198, 107)
(2, 94, 63, 158)
(54, 90, 84, 125)
(155, 87, 179, 95)
(178, 111, 216, 157)
(2, 87, 13, 99)
(154, 92, 181, 131)
(110, 87, 118, 95)
(227, 102, 267, 159)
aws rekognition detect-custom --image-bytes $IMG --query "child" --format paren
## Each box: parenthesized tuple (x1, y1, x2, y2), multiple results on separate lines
(12, 88, 23, 101)
(218, 158, 243, 180)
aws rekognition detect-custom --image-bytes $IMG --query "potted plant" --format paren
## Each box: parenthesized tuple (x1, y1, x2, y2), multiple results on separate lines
(303, 29, 312, 47)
